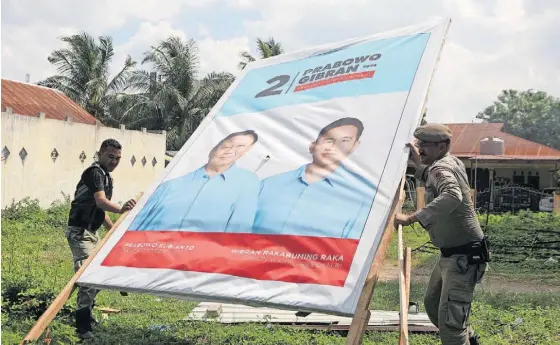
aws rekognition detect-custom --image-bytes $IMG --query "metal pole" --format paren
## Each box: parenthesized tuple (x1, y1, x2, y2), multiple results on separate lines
(512, 187, 515, 213)
(474, 158, 478, 191)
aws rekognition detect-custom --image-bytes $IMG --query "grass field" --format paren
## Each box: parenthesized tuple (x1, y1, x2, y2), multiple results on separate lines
(2, 197, 559, 344)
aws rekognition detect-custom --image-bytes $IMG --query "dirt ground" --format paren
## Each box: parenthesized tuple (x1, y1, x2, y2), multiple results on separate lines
(379, 261, 560, 293)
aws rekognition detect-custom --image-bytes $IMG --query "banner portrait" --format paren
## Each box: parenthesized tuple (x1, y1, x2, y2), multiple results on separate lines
(78, 18, 450, 316)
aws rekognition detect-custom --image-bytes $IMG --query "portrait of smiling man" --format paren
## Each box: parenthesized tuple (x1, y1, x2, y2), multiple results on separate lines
(252, 117, 376, 239)
(129, 130, 260, 233)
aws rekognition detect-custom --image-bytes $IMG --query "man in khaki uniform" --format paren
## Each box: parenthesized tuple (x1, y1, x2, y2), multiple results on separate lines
(66, 139, 136, 340)
(395, 124, 489, 345)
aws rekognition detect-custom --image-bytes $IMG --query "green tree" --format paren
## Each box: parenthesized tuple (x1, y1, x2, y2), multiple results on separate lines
(238, 37, 284, 70)
(38, 32, 136, 123)
(476, 89, 560, 150)
(121, 36, 234, 150)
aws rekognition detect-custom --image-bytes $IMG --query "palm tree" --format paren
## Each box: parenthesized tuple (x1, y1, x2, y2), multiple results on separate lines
(238, 37, 284, 70)
(38, 32, 136, 123)
(121, 36, 235, 150)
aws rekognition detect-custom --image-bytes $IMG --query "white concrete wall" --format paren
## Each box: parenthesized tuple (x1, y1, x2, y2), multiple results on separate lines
(1, 112, 166, 208)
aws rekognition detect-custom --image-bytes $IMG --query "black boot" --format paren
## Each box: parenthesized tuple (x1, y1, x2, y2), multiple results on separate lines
(75, 308, 94, 340)
(469, 333, 481, 345)
(90, 302, 99, 327)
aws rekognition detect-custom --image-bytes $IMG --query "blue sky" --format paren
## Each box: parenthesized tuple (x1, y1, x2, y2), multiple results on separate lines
(2, 0, 559, 123)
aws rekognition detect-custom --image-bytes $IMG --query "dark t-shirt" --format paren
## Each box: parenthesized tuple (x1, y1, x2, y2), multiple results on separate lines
(68, 164, 113, 231)
(84, 168, 106, 194)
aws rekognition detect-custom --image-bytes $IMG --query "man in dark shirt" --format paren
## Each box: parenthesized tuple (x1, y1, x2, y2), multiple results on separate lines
(65, 139, 136, 340)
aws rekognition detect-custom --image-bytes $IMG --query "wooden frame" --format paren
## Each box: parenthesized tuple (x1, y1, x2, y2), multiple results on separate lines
(345, 177, 410, 345)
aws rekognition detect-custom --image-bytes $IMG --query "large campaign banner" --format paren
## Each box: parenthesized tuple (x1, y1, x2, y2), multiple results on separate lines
(78, 18, 450, 316)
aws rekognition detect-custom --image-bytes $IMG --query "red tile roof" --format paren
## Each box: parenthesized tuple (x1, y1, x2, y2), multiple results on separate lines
(1, 79, 98, 125)
(445, 122, 560, 159)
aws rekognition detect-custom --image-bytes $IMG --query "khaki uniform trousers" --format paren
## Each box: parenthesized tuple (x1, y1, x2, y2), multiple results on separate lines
(424, 254, 486, 345)
(65, 226, 100, 310)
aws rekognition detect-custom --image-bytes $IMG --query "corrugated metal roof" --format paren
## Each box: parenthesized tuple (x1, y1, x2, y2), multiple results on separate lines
(186, 302, 436, 332)
(446, 122, 560, 158)
(1, 79, 98, 125)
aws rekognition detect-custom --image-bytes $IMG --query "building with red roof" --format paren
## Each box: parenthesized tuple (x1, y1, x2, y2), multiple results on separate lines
(403, 122, 560, 212)
(443, 122, 560, 193)
(1, 78, 166, 208)
(1, 79, 100, 125)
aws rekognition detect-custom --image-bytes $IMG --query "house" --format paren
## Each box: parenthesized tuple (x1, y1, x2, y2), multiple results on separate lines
(402, 122, 559, 212)
(1, 79, 166, 208)
(446, 123, 560, 192)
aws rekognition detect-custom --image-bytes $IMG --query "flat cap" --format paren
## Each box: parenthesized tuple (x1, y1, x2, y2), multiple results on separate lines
(413, 123, 452, 142)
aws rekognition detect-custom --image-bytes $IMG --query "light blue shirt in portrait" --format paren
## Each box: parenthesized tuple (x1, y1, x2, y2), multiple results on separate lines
(129, 164, 260, 233)
(252, 164, 377, 239)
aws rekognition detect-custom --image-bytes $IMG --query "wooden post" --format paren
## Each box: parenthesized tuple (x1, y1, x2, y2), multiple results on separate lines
(554, 191, 560, 216)
(399, 247, 412, 345)
(404, 248, 412, 308)
(416, 187, 425, 209)
(397, 225, 409, 345)
(20, 193, 143, 344)
(470, 189, 476, 209)
(345, 178, 406, 345)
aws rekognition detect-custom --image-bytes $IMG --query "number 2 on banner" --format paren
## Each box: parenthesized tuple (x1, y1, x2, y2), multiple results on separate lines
(255, 75, 291, 98)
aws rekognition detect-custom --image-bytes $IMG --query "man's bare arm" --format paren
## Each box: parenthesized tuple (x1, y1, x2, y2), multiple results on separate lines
(94, 191, 123, 213)
(103, 213, 114, 230)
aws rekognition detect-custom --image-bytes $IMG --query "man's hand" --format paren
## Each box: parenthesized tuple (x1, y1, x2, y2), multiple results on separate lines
(120, 199, 137, 213)
(406, 141, 421, 168)
(394, 213, 416, 228)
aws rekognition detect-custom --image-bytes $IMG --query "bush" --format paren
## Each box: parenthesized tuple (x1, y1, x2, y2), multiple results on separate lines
(1, 198, 44, 222)
(2, 279, 74, 321)
(2, 195, 75, 329)
(479, 211, 560, 277)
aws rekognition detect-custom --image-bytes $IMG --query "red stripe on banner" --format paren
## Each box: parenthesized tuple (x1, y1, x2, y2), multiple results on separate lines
(294, 71, 375, 92)
(101, 231, 359, 286)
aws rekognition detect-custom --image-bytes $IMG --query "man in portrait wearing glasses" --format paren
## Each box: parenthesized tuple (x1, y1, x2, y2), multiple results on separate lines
(394, 123, 488, 345)
(129, 130, 260, 233)
(252, 117, 376, 240)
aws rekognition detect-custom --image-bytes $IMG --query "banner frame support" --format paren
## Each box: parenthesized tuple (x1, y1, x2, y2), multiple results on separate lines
(344, 176, 407, 345)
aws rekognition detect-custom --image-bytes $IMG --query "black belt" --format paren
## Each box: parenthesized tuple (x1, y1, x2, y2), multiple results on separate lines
(440, 242, 476, 257)
(440, 236, 491, 264)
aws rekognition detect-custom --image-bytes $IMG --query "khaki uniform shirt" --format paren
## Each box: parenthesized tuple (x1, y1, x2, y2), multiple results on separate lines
(414, 153, 483, 248)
